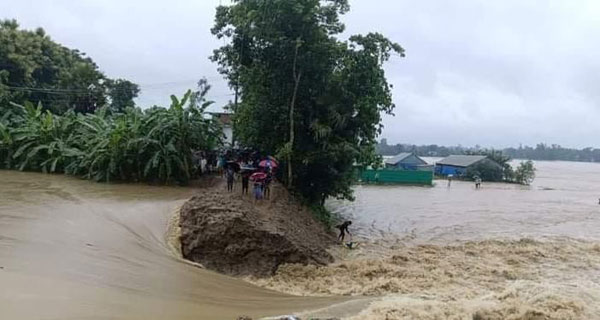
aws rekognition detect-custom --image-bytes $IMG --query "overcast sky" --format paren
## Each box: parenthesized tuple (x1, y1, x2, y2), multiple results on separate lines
(2, 0, 600, 148)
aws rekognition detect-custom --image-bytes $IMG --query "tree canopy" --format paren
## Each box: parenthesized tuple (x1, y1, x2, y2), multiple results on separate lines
(514, 160, 536, 185)
(0, 19, 139, 114)
(212, 0, 403, 205)
(106, 79, 140, 113)
(0, 19, 221, 184)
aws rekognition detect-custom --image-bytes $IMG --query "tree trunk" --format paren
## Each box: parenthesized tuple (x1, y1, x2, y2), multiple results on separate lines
(232, 83, 239, 148)
(287, 42, 302, 189)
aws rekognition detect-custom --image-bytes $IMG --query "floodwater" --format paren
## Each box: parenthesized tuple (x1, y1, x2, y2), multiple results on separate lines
(0, 170, 345, 320)
(3, 160, 600, 320)
(329, 160, 600, 243)
(271, 160, 600, 319)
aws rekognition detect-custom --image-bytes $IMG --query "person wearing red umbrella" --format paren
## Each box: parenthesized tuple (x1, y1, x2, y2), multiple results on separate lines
(250, 172, 266, 202)
(258, 156, 278, 171)
(252, 180, 263, 202)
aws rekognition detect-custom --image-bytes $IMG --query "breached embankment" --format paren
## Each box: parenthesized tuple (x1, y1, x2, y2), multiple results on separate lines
(179, 184, 335, 277)
(176, 180, 600, 319)
(248, 238, 600, 319)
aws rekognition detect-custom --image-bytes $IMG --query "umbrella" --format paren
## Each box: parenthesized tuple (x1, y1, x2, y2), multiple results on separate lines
(250, 172, 267, 181)
(259, 158, 278, 169)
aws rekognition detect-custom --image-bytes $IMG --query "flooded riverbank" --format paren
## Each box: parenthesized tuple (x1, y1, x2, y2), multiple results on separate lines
(0, 170, 343, 320)
(249, 160, 600, 319)
(328, 160, 600, 244)
(3, 160, 600, 319)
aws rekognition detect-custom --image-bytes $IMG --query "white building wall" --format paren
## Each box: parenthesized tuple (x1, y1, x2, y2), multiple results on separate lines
(223, 126, 233, 146)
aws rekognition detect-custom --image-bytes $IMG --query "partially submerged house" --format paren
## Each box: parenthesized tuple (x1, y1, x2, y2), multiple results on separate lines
(358, 153, 433, 185)
(384, 152, 431, 170)
(435, 155, 501, 176)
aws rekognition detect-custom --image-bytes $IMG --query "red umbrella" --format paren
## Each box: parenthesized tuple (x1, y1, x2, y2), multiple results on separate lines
(259, 158, 278, 169)
(250, 172, 267, 181)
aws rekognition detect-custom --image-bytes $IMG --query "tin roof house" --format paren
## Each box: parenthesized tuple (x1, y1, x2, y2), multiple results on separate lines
(384, 152, 429, 171)
(435, 155, 501, 176)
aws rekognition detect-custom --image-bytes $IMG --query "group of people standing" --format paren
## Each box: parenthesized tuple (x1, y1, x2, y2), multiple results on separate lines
(446, 174, 483, 189)
(220, 151, 275, 202)
(201, 149, 358, 249)
(192, 151, 219, 177)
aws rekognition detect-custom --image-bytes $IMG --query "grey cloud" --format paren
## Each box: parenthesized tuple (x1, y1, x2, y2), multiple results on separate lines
(2, 0, 599, 147)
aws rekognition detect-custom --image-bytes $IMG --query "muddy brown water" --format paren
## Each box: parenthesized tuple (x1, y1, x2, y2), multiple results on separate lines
(329, 159, 600, 244)
(3, 160, 600, 319)
(0, 170, 346, 320)
(280, 160, 600, 319)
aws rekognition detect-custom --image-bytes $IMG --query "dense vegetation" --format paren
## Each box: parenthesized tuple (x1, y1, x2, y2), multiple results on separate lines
(212, 0, 403, 206)
(0, 19, 139, 114)
(378, 139, 600, 163)
(504, 144, 600, 162)
(0, 20, 221, 184)
(0, 85, 221, 184)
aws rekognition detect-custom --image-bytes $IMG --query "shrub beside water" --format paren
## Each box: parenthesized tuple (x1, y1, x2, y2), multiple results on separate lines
(0, 90, 221, 184)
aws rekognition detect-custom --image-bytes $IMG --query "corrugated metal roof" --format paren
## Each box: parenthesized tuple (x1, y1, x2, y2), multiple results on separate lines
(436, 155, 487, 167)
(384, 152, 413, 165)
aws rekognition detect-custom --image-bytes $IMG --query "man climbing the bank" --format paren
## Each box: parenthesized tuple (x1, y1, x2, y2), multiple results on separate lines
(335, 220, 352, 242)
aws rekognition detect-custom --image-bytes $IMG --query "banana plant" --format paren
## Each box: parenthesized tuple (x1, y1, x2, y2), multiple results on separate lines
(9, 102, 81, 173)
(0, 88, 222, 184)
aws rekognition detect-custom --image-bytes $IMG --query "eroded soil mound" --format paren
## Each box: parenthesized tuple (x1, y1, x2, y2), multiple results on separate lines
(180, 185, 334, 276)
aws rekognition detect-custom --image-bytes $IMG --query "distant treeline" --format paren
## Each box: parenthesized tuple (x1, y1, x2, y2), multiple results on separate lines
(377, 139, 600, 162)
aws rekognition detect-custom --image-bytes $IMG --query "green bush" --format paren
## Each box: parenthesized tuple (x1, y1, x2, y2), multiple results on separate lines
(309, 204, 334, 228)
(515, 160, 536, 185)
(0, 89, 221, 184)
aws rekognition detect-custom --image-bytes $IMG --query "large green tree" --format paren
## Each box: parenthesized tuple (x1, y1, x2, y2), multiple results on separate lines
(0, 19, 137, 114)
(212, 0, 403, 205)
(106, 79, 140, 113)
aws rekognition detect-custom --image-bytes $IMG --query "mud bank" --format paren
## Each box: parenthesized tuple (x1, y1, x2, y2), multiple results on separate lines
(249, 238, 600, 319)
(179, 185, 335, 276)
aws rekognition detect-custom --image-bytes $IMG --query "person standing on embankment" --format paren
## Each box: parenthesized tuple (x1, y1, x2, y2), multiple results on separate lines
(226, 167, 235, 192)
(241, 171, 250, 195)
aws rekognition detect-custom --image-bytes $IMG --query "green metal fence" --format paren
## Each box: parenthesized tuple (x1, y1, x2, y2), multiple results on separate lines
(359, 169, 433, 185)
